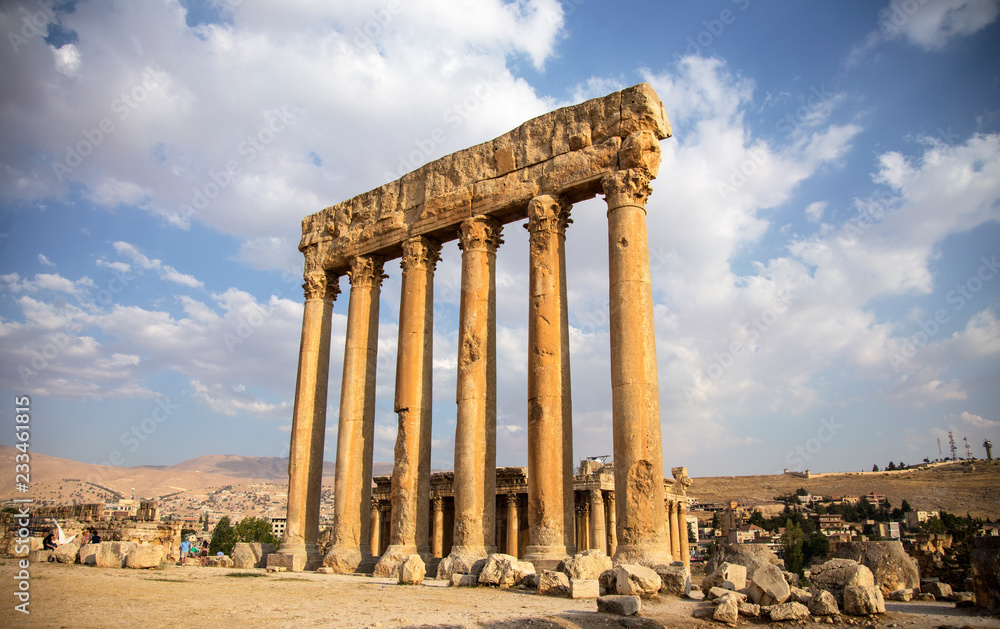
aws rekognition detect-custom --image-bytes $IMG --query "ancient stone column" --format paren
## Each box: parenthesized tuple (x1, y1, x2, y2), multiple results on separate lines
(274, 268, 338, 572)
(438, 215, 503, 579)
(523, 195, 576, 570)
(607, 491, 617, 557)
(431, 495, 444, 558)
(590, 489, 607, 558)
(602, 147, 671, 566)
(373, 237, 441, 577)
(668, 500, 680, 561)
(576, 503, 591, 551)
(324, 255, 385, 574)
(506, 493, 519, 558)
(678, 499, 690, 570)
(370, 499, 381, 559)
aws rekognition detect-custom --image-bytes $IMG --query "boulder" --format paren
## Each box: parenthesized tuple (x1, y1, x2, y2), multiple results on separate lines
(562, 549, 612, 580)
(843, 585, 885, 616)
(783, 571, 802, 589)
(808, 589, 839, 616)
(399, 555, 425, 585)
(789, 586, 812, 604)
(95, 542, 137, 568)
(705, 543, 783, 580)
(79, 543, 100, 565)
(923, 580, 952, 599)
(713, 598, 739, 625)
(833, 541, 920, 596)
(769, 601, 810, 622)
(478, 553, 534, 588)
(570, 579, 600, 599)
(914, 592, 935, 602)
(596, 595, 641, 616)
(52, 541, 80, 564)
(653, 562, 691, 596)
(737, 601, 760, 618)
(125, 545, 163, 569)
(708, 586, 745, 601)
(950, 591, 974, 603)
(808, 559, 874, 606)
(888, 588, 913, 602)
(702, 561, 748, 591)
(204, 555, 234, 568)
(451, 573, 478, 587)
(748, 563, 791, 606)
(538, 570, 571, 597)
(598, 569, 617, 593)
(28, 550, 51, 563)
(615, 564, 661, 598)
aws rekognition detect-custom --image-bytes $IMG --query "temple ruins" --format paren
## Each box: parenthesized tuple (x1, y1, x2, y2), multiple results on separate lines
(272, 83, 689, 576)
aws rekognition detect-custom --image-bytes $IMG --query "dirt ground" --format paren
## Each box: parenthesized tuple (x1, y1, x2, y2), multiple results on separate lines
(3, 560, 999, 629)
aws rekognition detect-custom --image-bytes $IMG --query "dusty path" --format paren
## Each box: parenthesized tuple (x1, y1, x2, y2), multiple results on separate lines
(2, 560, 998, 629)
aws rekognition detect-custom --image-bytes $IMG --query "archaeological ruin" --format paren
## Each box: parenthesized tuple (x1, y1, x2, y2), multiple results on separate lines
(273, 83, 687, 576)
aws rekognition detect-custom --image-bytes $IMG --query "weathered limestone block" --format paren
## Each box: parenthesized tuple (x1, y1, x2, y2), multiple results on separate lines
(748, 563, 791, 606)
(596, 595, 641, 616)
(570, 579, 600, 599)
(783, 571, 801, 589)
(231, 542, 275, 569)
(653, 562, 691, 596)
(598, 568, 617, 593)
(399, 555, 425, 585)
(843, 585, 885, 615)
(204, 555, 235, 568)
(738, 601, 760, 617)
(538, 570, 571, 597)
(925, 581, 953, 598)
(889, 588, 914, 602)
(451, 573, 478, 587)
(705, 543, 783, 581)
(125, 545, 163, 569)
(478, 553, 534, 588)
(808, 559, 875, 606)
(95, 542, 137, 568)
(615, 564, 661, 598)
(972, 536, 1000, 610)
(52, 541, 80, 564)
(789, 586, 812, 604)
(833, 540, 920, 596)
(713, 597, 739, 625)
(808, 589, 840, 616)
(709, 588, 746, 604)
(79, 543, 99, 565)
(562, 549, 612, 581)
(769, 601, 810, 621)
(702, 561, 748, 591)
(28, 550, 51, 563)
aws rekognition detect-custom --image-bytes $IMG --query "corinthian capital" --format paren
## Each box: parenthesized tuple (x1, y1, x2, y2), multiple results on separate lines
(400, 236, 443, 273)
(458, 215, 504, 254)
(302, 270, 340, 301)
(526, 194, 572, 238)
(347, 255, 387, 289)
(602, 169, 653, 208)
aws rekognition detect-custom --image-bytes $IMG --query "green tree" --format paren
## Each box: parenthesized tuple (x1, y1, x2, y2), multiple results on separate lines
(749, 511, 766, 529)
(887, 461, 896, 471)
(802, 531, 830, 566)
(872, 464, 879, 472)
(783, 520, 805, 578)
(795, 487, 808, 496)
(900, 499, 912, 513)
(209, 516, 238, 556)
(234, 516, 279, 546)
(711, 511, 721, 530)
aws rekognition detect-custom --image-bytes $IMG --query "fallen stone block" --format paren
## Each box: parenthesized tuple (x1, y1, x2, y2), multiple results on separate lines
(713, 597, 739, 625)
(451, 573, 478, 587)
(570, 579, 599, 599)
(596, 595, 641, 616)
(538, 570, 570, 597)
(914, 592, 935, 602)
(702, 561, 748, 592)
(769, 601, 810, 621)
(95, 542, 137, 568)
(748, 563, 791, 606)
(399, 554, 425, 585)
(808, 589, 840, 616)
(844, 585, 885, 616)
(737, 601, 760, 618)
(653, 562, 691, 596)
(889, 588, 913, 602)
(478, 553, 533, 588)
(949, 591, 974, 603)
(125, 545, 163, 569)
(615, 563, 661, 598)
(562, 549, 612, 580)
(924, 581, 952, 599)
(52, 542, 80, 564)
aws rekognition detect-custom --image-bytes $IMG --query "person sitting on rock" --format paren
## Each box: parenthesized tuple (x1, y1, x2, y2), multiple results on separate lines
(43, 530, 57, 550)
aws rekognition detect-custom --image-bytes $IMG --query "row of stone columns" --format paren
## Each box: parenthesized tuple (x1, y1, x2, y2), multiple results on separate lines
(278, 165, 670, 574)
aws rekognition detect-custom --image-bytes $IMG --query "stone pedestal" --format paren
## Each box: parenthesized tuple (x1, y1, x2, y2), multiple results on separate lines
(278, 270, 338, 571)
(603, 162, 672, 567)
(325, 256, 385, 574)
(523, 195, 576, 570)
(374, 237, 441, 577)
(439, 216, 502, 579)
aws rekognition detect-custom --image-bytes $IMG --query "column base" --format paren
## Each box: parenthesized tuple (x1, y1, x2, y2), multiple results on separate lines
(268, 542, 321, 572)
(436, 545, 488, 580)
(372, 544, 420, 579)
(522, 545, 573, 572)
(612, 543, 674, 568)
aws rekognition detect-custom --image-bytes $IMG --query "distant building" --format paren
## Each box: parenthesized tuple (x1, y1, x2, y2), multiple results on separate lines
(904, 510, 939, 530)
(877, 521, 901, 540)
(269, 517, 287, 539)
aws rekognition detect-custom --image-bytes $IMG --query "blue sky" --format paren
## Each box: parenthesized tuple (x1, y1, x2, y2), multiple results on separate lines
(1, 0, 998, 480)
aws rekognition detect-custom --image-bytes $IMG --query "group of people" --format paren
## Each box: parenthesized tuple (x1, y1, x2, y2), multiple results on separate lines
(42, 526, 100, 551)
(179, 538, 209, 560)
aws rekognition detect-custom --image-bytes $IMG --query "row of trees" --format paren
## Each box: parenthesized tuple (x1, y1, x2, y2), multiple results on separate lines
(208, 516, 280, 556)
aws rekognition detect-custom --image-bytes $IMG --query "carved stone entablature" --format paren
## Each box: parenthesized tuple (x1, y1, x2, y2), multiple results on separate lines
(300, 83, 670, 274)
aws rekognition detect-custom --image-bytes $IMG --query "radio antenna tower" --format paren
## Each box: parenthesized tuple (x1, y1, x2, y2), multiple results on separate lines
(948, 431, 957, 460)
(937, 437, 942, 458)
(965, 437, 973, 460)
(985, 439, 993, 461)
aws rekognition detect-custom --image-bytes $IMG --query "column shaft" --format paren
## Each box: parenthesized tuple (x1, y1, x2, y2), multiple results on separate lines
(506, 493, 519, 558)
(374, 238, 440, 577)
(678, 500, 690, 570)
(370, 500, 381, 558)
(668, 500, 680, 561)
(325, 256, 385, 574)
(524, 195, 575, 570)
(607, 491, 617, 557)
(276, 270, 337, 572)
(431, 496, 444, 558)
(603, 168, 671, 566)
(439, 216, 503, 579)
(590, 489, 607, 557)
